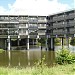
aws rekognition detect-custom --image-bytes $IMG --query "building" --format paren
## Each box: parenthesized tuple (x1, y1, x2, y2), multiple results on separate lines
(0, 15, 47, 50)
(0, 9, 75, 50)
(47, 9, 75, 50)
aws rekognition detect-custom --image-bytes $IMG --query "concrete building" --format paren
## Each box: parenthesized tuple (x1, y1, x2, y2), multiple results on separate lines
(0, 9, 75, 50)
(0, 15, 47, 50)
(47, 9, 75, 50)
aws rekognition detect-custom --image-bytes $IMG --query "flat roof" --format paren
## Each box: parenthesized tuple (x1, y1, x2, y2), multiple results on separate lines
(48, 9, 75, 16)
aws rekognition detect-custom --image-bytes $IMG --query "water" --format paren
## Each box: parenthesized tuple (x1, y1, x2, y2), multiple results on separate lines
(55, 45, 75, 52)
(0, 50, 55, 67)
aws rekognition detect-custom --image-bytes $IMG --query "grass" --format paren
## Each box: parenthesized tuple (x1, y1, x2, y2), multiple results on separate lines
(0, 63, 75, 75)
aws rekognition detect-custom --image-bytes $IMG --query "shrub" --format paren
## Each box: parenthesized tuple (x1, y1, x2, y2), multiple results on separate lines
(54, 38, 61, 46)
(56, 48, 75, 64)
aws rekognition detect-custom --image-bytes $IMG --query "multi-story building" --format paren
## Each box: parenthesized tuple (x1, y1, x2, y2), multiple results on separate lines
(0, 9, 75, 50)
(47, 9, 75, 50)
(0, 15, 47, 50)
(47, 9, 75, 37)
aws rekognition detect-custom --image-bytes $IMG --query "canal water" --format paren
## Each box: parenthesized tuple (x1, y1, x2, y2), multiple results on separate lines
(0, 50, 55, 67)
(0, 45, 75, 67)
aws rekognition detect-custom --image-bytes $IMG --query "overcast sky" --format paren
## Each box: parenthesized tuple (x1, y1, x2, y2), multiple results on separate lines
(0, 0, 74, 15)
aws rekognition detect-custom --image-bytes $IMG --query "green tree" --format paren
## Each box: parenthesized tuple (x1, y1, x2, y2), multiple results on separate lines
(70, 38, 75, 46)
(38, 38, 45, 46)
(54, 38, 61, 46)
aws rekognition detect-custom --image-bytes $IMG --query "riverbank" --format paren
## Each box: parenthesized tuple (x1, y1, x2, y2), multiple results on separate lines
(0, 63, 75, 75)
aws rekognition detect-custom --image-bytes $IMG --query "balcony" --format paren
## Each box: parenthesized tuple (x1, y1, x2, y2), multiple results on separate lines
(38, 30, 46, 35)
(68, 20, 75, 27)
(69, 28, 75, 34)
(19, 30, 28, 35)
(68, 13, 75, 19)
(53, 29, 67, 35)
(38, 32, 45, 35)
(28, 18, 38, 23)
(38, 24, 46, 29)
(38, 17, 47, 23)
(19, 17, 28, 23)
(53, 22, 67, 28)
(53, 16, 57, 21)
(19, 24, 28, 28)
(58, 15, 64, 21)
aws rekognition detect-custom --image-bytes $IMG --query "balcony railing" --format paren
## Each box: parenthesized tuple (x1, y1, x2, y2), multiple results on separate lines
(68, 13, 75, 19)
(69, 21, 75, 27)
(19, 24, 28, 28)
(70, 28, 75, 34)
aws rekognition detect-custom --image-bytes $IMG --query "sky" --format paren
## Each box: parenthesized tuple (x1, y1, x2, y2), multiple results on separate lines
(0, 0, 74, 15)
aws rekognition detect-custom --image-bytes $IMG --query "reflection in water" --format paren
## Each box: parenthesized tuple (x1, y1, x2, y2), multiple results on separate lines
(0, 50, 55, 67)
(7, 51, 11, 66)
(27, 50, 30, 66)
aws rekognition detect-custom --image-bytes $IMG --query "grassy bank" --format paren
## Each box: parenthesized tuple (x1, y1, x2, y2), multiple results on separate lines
(0, 63, 75, 75)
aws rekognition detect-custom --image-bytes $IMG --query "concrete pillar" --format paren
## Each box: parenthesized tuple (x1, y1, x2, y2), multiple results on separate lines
(66, 37, 69, 48)
(5, 39, 7, 50)
(45, 38, 48, 50)
(61, 37, 64, 49)
(33, 39, 34, 46)
(18, 35, 20, 49)
(8, 36, 10, 50)
(27, 36, 29, 50)
(48, 38, 51, 50)
(51, 38, 54, 50)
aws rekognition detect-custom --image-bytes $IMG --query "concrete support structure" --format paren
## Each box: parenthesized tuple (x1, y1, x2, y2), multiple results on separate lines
(8, 36, 11, 50)
(51, 38, 54, 50)
(61, 37, 64, 49)
(18, 35, 20, 49)
(48, 38, 54, 51)
(27, 36, 29, 50)
(33, 39, 35, 46)
(66, 37, 69, 48)
(45, 38, 48, 50)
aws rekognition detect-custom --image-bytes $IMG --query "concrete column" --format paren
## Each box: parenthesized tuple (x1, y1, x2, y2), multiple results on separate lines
(48, 38, 51, 50)
(61, 37, 64, 49)
(45, 38, 48, 50)
(66, 37, 69, 48)
(5, 39, 7, 50)
(8, 36, 10, 50)
(33, 39, 34, 46)
(18, 35, 20, 49)
(51, 38, 54, 50)
(27, 36, 29, 50)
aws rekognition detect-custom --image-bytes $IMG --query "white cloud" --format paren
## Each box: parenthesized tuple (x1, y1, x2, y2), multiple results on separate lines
(0, 0, 71, 15)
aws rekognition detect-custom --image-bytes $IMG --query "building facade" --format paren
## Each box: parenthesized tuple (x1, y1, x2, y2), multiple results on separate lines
(47, 9, 75, 37)
(47, 9, 75, 50)
(0, 9, 75, 50)
(0, 15, 47, 50)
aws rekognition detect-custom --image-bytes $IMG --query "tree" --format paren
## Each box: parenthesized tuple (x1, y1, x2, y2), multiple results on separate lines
(54, 38, 61, 46)
(70, 38, 75, 46)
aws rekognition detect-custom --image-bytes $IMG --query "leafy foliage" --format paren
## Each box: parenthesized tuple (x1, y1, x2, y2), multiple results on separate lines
(38, 38, 46, 46)
(56, 48, 75, 64)
(54, 38, 61, 46)
(70, 38, 75, 46)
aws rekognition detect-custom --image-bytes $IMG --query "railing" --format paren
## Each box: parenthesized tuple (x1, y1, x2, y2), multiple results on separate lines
(53, 16, 57, 21)
(19, 24, 28, 28)
(70, 28, 75, 34)
(69, 21, 75, 27)
(68, 13, 75, 19)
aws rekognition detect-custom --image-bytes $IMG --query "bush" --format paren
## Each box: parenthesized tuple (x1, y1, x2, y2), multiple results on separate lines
(70, 38, 75, 46)
(54, 38, 61, 46)
(56, 48, 75, 64)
